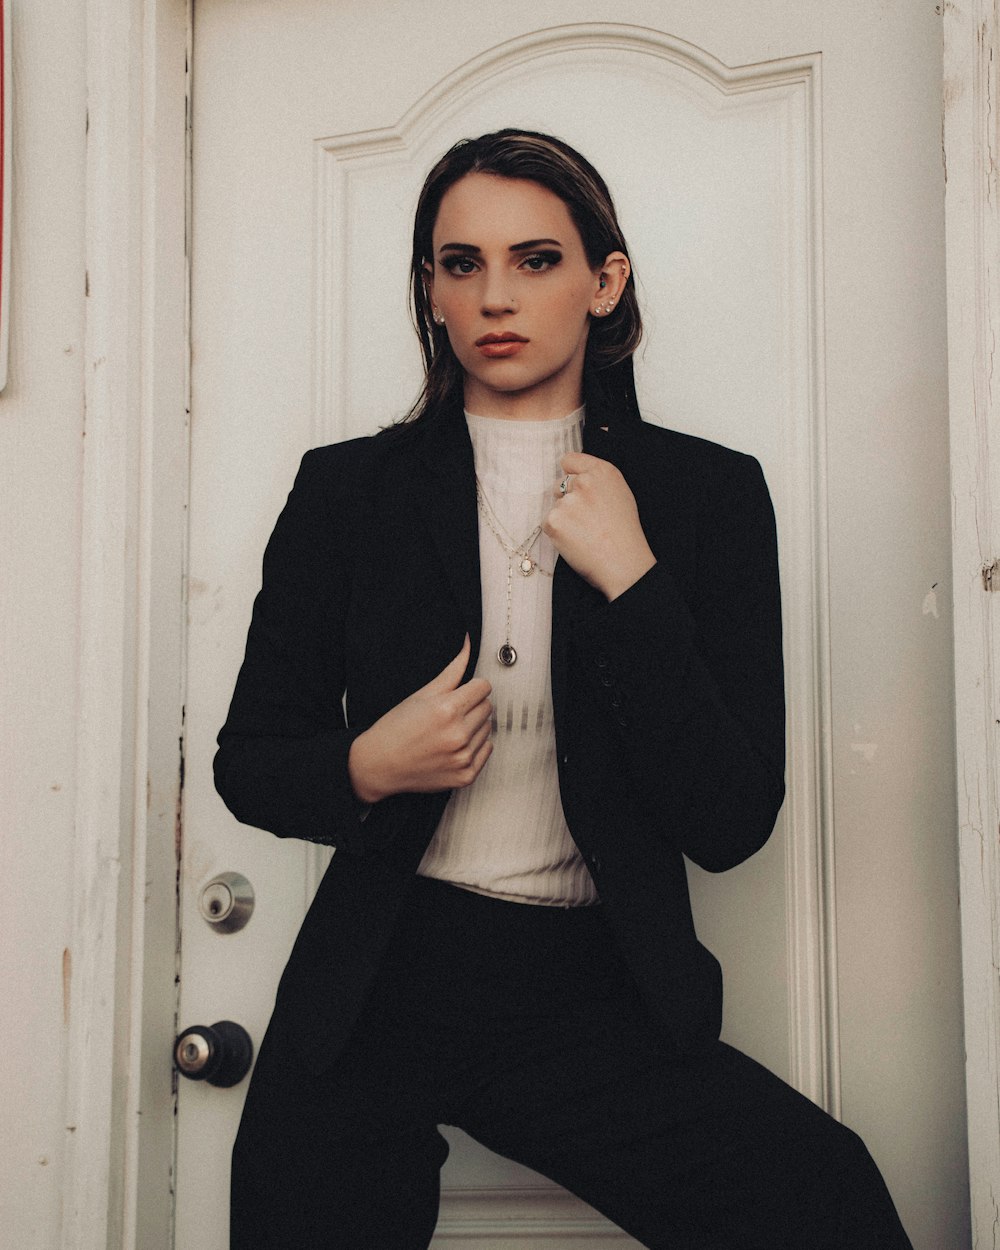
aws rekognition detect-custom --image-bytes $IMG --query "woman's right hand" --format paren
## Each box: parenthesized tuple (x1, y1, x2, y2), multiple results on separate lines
(347, 636, 493, 804)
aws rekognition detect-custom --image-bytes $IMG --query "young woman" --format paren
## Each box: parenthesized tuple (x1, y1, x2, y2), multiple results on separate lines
(216, 129, 911, 1249)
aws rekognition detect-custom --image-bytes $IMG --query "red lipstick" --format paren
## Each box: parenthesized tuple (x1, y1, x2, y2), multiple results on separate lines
(475, 332, 529, 358)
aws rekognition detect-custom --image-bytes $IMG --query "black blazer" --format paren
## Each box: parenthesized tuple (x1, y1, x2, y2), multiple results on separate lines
(215, 375, 785, 1073)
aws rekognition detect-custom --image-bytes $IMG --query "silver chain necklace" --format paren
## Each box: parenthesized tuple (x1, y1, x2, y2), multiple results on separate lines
(476, 478, 552, 667)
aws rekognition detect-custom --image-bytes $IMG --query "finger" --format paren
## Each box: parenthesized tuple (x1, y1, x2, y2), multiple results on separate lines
(554, 475, 568, 500)
(423, 634, 471, 693)
(465, 675, 492, 701)
(455, 676, 492, 714)
(465, 716, 493, 757)
(461, 693, 494, 735)
(454, 732, 493, 788)
(471, 731, 494, 773)
(560, 451, 600, 474)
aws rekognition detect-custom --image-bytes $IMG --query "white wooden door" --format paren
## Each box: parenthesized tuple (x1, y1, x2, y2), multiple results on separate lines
(177, 3, 967, 1246)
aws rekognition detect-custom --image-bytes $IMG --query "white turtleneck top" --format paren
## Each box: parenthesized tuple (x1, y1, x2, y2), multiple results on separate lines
(417, 407, 599, 907)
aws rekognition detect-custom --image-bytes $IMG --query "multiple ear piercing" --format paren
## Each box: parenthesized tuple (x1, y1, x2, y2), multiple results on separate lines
(593, 265, 627, 316)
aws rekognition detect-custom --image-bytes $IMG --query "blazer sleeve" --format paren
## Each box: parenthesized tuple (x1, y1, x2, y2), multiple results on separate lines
(213, 448, 369, 853)
(571, 451, 785, 873)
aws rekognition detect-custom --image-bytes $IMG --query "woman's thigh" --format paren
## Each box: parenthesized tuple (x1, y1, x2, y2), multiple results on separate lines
(454, 1027, 911, 1250)
(230, 1017, 448, 1250)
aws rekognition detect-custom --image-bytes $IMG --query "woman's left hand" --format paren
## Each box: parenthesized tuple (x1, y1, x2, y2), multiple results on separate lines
(544, 452, 656, 601)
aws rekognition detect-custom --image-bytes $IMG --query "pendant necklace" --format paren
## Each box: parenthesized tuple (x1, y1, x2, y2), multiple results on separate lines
(476, 478, 551, 667)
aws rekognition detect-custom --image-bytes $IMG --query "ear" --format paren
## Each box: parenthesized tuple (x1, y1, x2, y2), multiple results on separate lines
(591, 251, 631, 317)
(422, 261, 444, 326)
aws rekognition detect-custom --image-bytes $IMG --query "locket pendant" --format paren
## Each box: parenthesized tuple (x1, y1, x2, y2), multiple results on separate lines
(497, 643, 517, 667)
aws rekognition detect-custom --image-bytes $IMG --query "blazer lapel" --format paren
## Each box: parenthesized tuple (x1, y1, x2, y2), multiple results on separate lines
(551, 368, 639, 728)
(407, 398, 483, 671)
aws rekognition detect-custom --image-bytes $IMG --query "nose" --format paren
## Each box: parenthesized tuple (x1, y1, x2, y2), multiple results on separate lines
(480, 271, 517, 317)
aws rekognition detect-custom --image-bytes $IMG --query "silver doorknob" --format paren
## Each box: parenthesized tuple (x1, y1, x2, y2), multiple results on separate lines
(174, 1020, 254, 1087)
(198, 871, 254, 933)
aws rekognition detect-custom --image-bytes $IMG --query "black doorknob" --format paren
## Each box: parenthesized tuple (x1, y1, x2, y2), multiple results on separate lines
(174, 1020, 254, 1088)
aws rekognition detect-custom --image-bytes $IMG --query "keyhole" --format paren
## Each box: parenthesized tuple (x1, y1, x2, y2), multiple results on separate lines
(201, 883, 233, 922)
(182, 1041, 200, 1064)
(198, 873, 253, 932)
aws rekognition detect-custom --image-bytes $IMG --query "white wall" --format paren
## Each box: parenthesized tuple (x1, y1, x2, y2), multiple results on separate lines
(0, 3, 87, 1246)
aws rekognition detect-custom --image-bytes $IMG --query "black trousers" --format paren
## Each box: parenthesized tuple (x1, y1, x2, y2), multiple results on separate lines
(232, 875, 911, 1249)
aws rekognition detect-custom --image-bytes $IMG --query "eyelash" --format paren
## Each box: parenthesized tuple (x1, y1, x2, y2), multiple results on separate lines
(521, 250, 562, 272)
(439, 250, 563, 276)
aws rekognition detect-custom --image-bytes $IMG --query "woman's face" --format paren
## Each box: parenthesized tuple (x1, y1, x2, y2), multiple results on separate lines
(427, 173, 620, 419)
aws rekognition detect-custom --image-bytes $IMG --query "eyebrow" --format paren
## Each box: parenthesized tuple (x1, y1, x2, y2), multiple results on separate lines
(437, 238, 563, 254)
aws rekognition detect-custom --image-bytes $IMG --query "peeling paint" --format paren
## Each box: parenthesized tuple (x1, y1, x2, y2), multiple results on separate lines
(983, 558, 999, 590)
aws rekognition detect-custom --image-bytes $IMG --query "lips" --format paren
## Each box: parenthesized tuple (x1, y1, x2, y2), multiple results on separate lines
(475, 332, 529, 358)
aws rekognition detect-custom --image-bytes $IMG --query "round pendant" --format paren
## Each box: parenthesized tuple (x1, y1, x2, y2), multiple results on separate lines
(519, 557, 535, 576)
(497, 643, 517, 667)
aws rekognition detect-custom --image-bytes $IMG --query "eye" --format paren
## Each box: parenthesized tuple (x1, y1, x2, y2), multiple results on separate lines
(440, 255, 479, 275)
(520, 250, 562, 272)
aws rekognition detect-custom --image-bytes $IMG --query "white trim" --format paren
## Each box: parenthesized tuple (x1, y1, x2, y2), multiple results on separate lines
(63, 3, 145, 1242)
(943, 1, 1000, 1242)
(775, 52, 842, 1119)
(63, 2, 190, 1248)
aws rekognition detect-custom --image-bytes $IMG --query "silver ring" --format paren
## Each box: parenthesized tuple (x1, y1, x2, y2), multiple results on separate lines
(559, 475, 572, 496)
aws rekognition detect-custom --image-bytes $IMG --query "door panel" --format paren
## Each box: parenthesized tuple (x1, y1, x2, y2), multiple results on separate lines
(179, 4, 965, 1246)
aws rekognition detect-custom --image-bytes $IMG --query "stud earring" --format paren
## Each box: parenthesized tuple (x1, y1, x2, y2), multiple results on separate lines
(433, 310, 445, 326)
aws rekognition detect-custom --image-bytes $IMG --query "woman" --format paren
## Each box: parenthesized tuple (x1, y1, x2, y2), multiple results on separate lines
(216, 129, 910, 1249)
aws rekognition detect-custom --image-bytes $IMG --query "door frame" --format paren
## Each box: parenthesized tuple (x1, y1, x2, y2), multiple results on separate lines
(63, 2, 996, 1246)
(942, 0, 1000, 1238)
(62, 2, 189, 1247)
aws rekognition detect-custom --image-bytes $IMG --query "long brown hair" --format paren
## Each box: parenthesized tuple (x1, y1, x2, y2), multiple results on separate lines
(403, 128, 643, 427)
